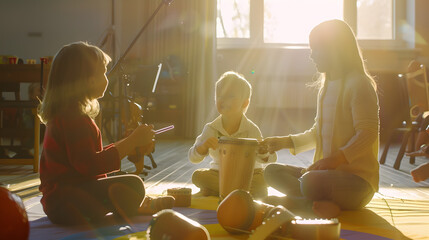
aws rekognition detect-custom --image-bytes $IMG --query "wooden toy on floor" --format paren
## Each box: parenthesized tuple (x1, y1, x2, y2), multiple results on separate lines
(167, 187, 192, 207)
(217, 189, 341, 239)
(147, 209, 210, 240)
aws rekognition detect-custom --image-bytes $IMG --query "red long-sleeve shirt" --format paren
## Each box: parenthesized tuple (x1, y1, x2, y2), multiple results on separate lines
(39, 113, 120, 211)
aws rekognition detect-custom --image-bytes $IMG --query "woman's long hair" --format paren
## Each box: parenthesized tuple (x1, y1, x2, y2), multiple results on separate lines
(38, 42, 111, 124)
(309, 19, 376, 91)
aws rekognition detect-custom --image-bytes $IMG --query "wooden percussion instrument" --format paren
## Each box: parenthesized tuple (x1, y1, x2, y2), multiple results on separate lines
(218, 137, 258, 200)
(217, 189, 341, 239)
(167, 187, 192, 207)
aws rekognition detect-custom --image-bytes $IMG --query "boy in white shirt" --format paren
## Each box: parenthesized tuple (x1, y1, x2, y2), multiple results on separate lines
(188, 71, 277, 199)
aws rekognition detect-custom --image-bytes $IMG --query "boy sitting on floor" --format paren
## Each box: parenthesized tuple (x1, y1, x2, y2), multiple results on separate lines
(188, 71, 277, 199)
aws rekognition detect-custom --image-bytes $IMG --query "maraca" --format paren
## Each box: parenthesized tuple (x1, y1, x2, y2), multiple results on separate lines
(216, 189, 294, 234)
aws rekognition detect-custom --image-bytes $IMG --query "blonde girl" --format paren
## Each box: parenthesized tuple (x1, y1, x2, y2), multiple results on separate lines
(38, 42, 155, 225)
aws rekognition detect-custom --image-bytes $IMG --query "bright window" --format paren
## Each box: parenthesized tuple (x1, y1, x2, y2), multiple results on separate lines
(217, 0, 398, 46)
(264, 0, 343, 44)
(356, 0, 393, 40)
(216, 0, 250, 39)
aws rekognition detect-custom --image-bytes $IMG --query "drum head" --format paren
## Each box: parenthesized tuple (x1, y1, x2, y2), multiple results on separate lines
(218, 136, 258, 145)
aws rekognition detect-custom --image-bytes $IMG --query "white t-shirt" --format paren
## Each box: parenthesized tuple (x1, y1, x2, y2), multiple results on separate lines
(188, 114, 277, 170)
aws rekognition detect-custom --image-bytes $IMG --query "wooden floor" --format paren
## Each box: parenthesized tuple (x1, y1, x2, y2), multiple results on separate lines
(1, 139, 429, 201)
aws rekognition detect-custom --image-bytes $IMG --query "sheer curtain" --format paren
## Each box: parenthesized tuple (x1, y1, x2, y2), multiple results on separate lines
(139, 0, 217, 138)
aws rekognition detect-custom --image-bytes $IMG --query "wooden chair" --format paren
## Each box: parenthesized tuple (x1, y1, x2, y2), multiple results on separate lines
(380, 60, 428, 170)
(0, 63, 49, 172)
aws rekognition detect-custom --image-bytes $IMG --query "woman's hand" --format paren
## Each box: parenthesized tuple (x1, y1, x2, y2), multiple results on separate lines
(261, 136, 293, 153)
(307, 151, 347, 171)
(196, 137, 218, 155)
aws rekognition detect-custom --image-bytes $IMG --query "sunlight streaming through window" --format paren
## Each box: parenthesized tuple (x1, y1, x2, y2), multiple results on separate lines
(264, 0, 343, 44)
(357, 0, 393, 40)
(216, 0, 396, 45)
(216, 0, 250, 38)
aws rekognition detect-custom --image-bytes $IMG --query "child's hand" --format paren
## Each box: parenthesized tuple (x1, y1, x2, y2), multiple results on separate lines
(257, 140, 268, 154)
(307, 151, 347, 171)
(257, 141, 270, 162)
(196, 137, 218, 155)
(261, 136, 293, 153)
(130, 124, 155, 147)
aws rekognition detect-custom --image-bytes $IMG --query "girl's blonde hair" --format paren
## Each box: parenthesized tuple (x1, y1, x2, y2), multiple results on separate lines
(309, 19, 377, 91)
(38, 42, 111, 124)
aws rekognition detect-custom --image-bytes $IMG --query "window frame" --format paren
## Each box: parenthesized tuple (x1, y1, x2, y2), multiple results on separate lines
(217, 0, 412, 50)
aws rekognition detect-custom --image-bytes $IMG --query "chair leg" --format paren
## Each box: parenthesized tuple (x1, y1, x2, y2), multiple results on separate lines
(409, 155, 416, 165)
(380, 133, 394, 164)
(409, 130, 416, 165)
(394, 131, 411, 170)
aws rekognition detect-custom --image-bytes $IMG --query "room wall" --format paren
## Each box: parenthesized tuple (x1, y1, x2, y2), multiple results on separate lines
(0, 0, 147, 61)
(0, 0, 109, 59)
(0, 0, 148, 101)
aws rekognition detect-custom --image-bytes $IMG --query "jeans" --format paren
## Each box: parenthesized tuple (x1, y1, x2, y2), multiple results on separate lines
(264, 163, 374, 210)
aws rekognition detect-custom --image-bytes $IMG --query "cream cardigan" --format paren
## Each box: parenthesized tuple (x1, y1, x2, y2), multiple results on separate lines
(290, 73, 380, 191)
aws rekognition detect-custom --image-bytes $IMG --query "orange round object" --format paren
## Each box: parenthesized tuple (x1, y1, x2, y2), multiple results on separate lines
(216, 189, 256, 233)
(148, 209, 210, 240)
(0, 187, 29, 240)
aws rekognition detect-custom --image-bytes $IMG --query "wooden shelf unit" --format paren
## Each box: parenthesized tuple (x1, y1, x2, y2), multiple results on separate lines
(0, 64, 50, 172)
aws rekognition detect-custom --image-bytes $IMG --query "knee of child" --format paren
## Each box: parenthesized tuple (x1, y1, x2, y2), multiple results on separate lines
(191, 170, 201, 183)
(112, 176, 146, 198)
(128, 176, 146, 196)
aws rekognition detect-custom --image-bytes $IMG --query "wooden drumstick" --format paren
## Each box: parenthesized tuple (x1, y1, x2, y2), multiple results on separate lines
(155, 125, 175, 135)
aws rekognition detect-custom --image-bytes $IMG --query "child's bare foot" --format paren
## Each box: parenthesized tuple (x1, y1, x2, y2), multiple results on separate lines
(312, 201, 340, 219)
(411, 163, 429, 182)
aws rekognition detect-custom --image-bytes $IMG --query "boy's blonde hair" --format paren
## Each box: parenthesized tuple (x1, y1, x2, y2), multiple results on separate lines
(215, 71, 252, 113)
(38, 42, 111, 124)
